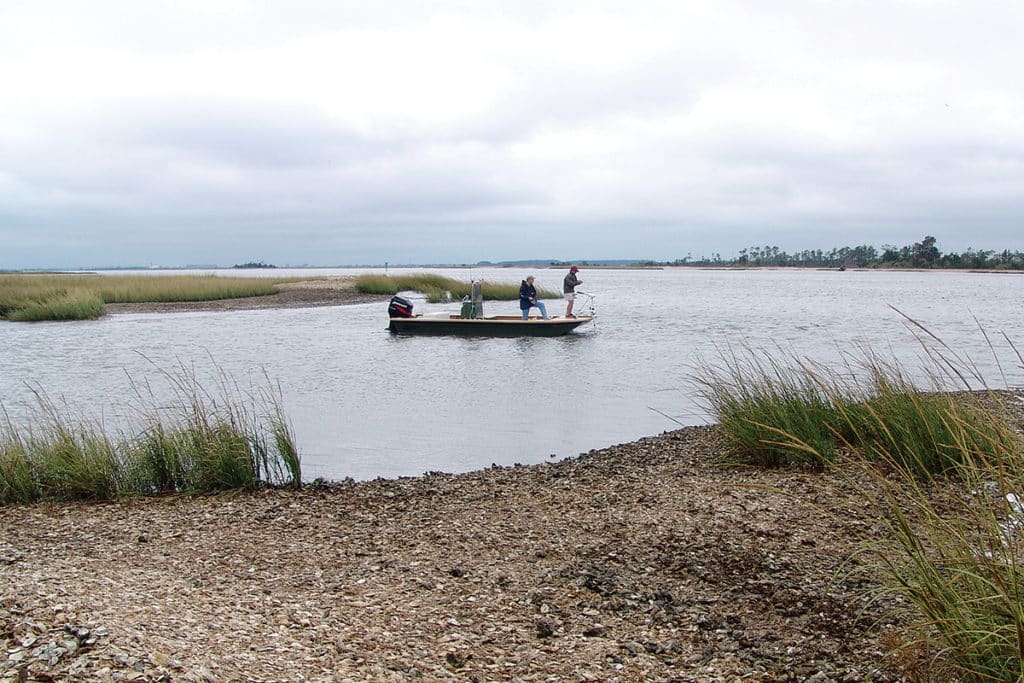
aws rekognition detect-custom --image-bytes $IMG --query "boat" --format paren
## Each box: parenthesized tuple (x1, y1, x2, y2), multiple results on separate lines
(389, 313, 594, 337)
(386, 295, 594, 337)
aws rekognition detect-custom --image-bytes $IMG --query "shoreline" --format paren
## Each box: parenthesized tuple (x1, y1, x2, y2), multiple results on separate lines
(101, 266, 1024, 317)
(101, 267, 1024, 316)
(104, 276, 391, 315)
(1, 423, 909, 681)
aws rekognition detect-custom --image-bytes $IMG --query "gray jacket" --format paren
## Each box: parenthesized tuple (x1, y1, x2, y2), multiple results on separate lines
(563, 272, 580, 294)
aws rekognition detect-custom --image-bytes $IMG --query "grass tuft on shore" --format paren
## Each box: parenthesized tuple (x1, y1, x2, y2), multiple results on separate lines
(0, 273, 304, 321)
(695, 344, 1016, 474)
(694, 348, 849, 467)
(695, 320, 1024, 678)
(355, 273, 559, 303)
(0, 367, 300, 505)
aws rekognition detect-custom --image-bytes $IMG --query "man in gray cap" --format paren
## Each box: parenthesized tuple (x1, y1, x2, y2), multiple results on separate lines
(519, 275, 548, 320)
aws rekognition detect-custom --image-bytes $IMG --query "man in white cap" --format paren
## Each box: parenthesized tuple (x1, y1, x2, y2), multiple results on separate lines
(563, 265, 582, 318)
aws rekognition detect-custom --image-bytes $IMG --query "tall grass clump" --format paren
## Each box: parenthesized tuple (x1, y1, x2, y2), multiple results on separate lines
(355, 273, 559, 302)
(127, 361, 302, 493)
(840, 374, 1017, 478)
(852, 329, 1024, 680)
(0, 414, 38, 504)
(694, 347, 851, 467)
(695, 337, 1016, 474)
(847, 420, 1024, 681)
(127, 421, 258, 493)
(31, 429, 121, 500)
(1, 393, 123, 501)
(696, 319, 1024, 679)
(0, 365, 301, 505)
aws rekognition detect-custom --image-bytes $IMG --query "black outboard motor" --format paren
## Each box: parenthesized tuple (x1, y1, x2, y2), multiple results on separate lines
(388, 295, 414, 318)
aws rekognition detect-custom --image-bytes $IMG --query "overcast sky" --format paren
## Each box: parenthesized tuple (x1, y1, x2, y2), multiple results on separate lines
(2, 1, 1022, 268)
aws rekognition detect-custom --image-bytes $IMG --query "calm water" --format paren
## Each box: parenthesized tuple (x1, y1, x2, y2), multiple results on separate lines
(2, 268, 1022, 480)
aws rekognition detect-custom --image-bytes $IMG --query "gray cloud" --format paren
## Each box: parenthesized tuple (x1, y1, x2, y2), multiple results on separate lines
(1, 1, 1023, 268)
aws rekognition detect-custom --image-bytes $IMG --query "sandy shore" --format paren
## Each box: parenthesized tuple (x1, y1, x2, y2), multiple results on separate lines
(2, 425, 914, 682)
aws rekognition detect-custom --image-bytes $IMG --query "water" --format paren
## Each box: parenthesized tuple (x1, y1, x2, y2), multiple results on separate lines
(2, 268, 1022, 480)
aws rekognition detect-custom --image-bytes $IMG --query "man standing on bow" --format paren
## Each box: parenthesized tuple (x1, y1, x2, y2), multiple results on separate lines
(563, 265, 582, 318)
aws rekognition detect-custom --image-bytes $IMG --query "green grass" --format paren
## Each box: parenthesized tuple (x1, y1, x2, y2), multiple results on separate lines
(0, 419, 38, 504)
(7, 288, 106, 321)
(355, 273, 560, 303)
(847, 406, 1024, 681)
(0, 367, 301, 505)
(0, 273, 304, 321)
(695, 324, 1024, 679)
(694, 348, 851, 467)
(695, 343, 1016, 474)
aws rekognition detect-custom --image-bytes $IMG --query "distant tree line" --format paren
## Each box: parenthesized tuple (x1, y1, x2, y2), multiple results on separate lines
(649, 236, 1024, 270)
(233, 262, 276, 269)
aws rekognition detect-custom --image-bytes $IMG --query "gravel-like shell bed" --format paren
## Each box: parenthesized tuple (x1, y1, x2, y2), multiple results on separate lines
(3, 424, 920, 682)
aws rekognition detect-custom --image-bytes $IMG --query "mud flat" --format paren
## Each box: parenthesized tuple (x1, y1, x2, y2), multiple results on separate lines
(104, 277, 389, 314)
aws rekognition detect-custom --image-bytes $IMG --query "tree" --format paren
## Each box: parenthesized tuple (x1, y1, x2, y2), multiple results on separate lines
(912, 235, 940, 268)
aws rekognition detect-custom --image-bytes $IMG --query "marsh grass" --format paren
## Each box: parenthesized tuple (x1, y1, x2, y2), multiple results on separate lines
(695, 340, 1016, 474)
(0, 415, 37, 504)
(696, 320, 1024, 679)
(0, 365, 301, 505)
(848, 439, 1024, 681)
(355, 273, 560, 303)
(834, 389, 1024, 682)
(33, 429, 121, 501)
(8, 289, 105, 322)
(96, 275, 291, 304)
(0, 273, 302, 321)
(128, 360, 302, 492)
(694, 348, 851, 467)
(841, 384, 1016, 478)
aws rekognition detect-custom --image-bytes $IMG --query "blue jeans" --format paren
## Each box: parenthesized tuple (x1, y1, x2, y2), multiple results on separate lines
(521, 301, 548, 320)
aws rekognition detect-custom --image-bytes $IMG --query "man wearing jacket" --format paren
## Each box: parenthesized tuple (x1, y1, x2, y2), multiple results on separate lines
(563, 266, 582, 318)
(519, 276, 548, 320)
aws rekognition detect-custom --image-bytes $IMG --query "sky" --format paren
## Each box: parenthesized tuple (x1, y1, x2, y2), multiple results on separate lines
(2, 1, 1022, 269)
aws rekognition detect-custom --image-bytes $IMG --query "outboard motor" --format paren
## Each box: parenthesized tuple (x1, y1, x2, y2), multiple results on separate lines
(388, 295, 414, 318)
